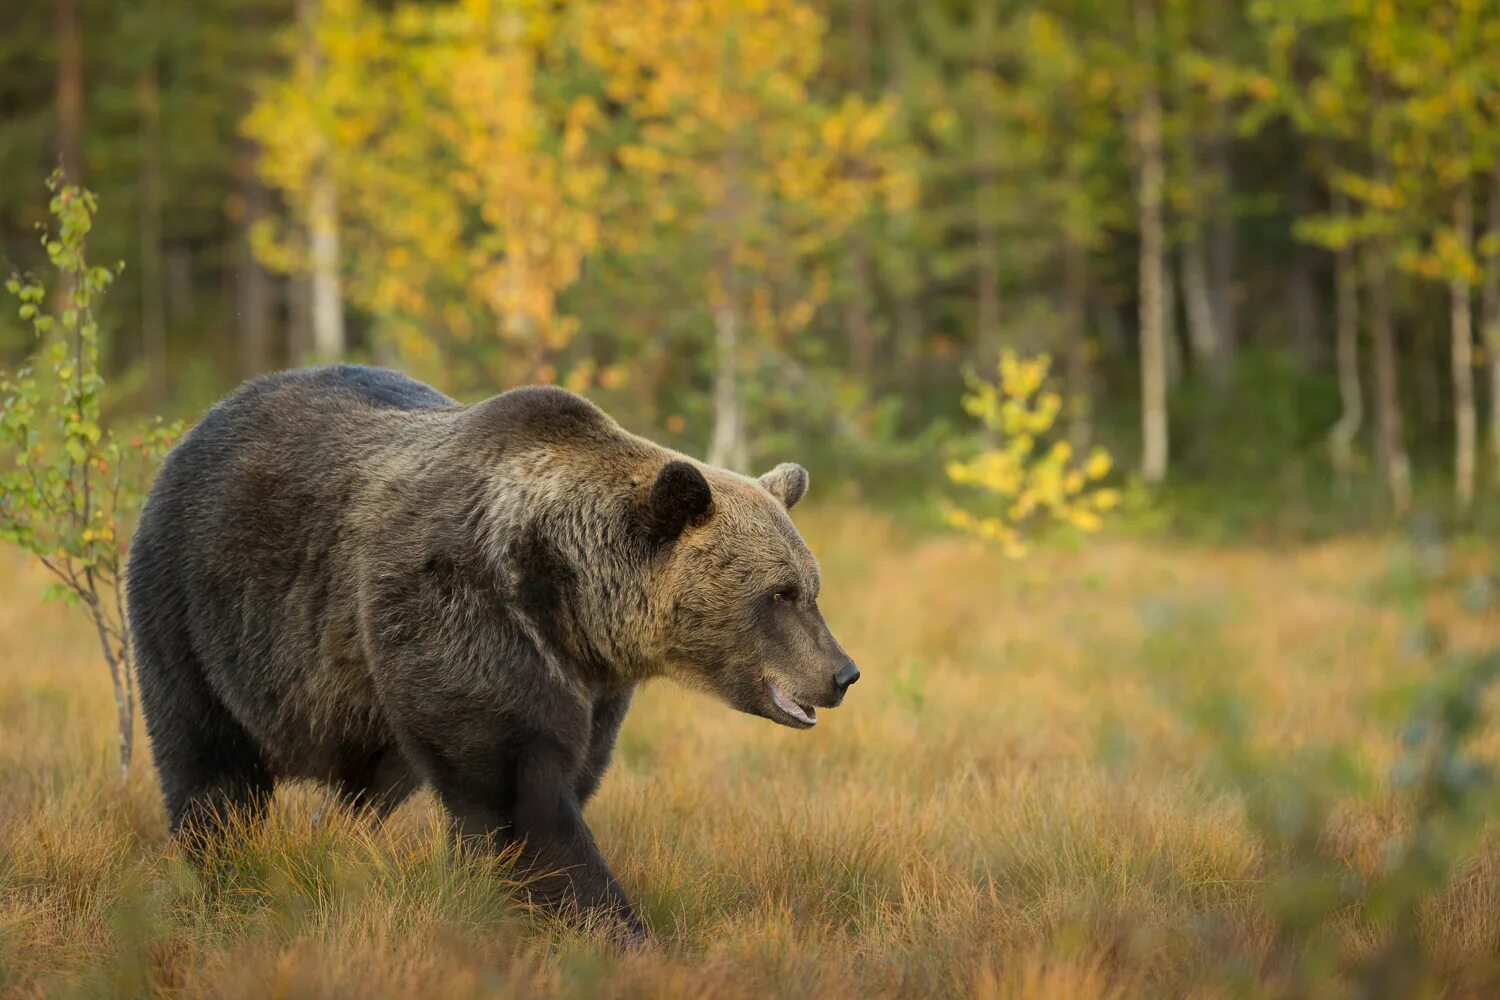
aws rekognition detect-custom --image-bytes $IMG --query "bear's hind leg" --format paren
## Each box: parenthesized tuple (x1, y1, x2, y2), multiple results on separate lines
(327, 746, 420, 822)
(161, 702, 274, 856)
(136, 626, 274, 855)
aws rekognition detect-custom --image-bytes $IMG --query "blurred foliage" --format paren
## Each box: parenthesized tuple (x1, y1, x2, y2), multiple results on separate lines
(246, 0, 608, 379)
(1170, 522, 1500, 997)
(3, 0, 1500, 526)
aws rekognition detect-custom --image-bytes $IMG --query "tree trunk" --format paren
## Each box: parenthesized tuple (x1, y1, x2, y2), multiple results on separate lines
(300, 0, 346, 360)
(89, 602, 134, 786)
(1288, 250, 1322, 367)
(1208, 94, 1237, 363)
(976, 208, 1001, 369)
(1135, 0, 1169, 486)
(166, 246, 194, 327)
(1451, 179, 1476, 510)
(894, 275, 923, 393)
(1287, 167, 1323, 368)
(288, 275, 314, 364)
(1202, 0, 1235, 360)
(1413, 320, 1445, 435)
(1483, 166, 1500, 488)
(238, 153, 275, 377)
(974, 3, 1002, 370)
(1094, 289, 1128, 356)
(307, 168, 345, 357)
(1367, 240, 1411, 513)
(849, 0, 871, 94)
(841, 0, 876, 380)
(137, 65, 167, 400)
(708, 278, 748, 471)
(974, 219, 1002, 376)
(1176, 54, 1231, 388)
(1164, 255, 1182, 389)
(54, 0, 85, 323)
(1328, 189, 1362, 483)
(56, 0, 84, 185)
(1181, 237, 1225, 386)
(1064, 234, 1092, 448)
(843, 244, 876, 380)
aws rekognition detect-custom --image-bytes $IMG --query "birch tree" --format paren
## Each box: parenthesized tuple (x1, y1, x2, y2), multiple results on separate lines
(581, 0, 906, 468)
(248, 0, 605, 386)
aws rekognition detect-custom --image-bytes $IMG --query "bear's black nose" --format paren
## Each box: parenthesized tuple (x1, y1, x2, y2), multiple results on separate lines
(833, 661, 860, 692)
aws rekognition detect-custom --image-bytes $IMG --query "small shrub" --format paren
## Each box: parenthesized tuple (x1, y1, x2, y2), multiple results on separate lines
(944, 350, 1119, 556)
(0, 172, 180, 784)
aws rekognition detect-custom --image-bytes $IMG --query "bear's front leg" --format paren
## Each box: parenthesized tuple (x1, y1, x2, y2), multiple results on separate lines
(576, 688, 634, 806)
(417, 727, 645, 944)
(370, 608, 643, 942)
(506, 737, 645, 942)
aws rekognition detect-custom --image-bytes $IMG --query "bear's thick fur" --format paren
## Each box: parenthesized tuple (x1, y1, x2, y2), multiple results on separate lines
(127, 365, 858, 937)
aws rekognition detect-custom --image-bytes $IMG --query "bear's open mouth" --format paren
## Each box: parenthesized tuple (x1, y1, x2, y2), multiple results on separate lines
(767, 678, 817, 728)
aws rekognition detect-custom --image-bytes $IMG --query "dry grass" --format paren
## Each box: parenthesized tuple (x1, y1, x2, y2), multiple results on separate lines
(1, 508, 1497, 998)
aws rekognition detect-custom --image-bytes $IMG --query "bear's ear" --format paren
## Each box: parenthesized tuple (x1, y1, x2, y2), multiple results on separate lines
(759, 462, 809, 510)
(642, 460, 714, 542)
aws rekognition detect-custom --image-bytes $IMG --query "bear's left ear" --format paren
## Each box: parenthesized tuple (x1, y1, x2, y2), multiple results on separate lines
(759, 462, 809, 510)
(642, 460, 714, 542)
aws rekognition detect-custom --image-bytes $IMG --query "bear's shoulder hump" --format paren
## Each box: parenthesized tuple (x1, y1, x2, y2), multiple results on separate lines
(468, 385, 613, 443)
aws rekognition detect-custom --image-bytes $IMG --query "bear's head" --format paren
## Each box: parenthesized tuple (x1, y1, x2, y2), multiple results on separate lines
(639, 459, 859, 729)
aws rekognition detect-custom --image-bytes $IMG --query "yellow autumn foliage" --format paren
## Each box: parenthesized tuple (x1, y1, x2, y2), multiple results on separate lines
(246, 0, 604, 384)
(247, 0, 911, 386)
(579, 0, 912, 341)
(945, 351, 1119, 557)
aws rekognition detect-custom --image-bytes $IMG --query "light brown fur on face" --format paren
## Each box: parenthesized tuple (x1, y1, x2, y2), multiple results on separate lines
(454, 403, 850, 725)
(646, 467, 853, 729)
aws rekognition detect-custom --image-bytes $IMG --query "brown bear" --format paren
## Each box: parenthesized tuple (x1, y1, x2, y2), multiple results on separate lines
(126, 364, 859, 940)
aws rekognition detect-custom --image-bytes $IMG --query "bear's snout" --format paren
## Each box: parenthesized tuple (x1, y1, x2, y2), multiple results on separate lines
(832, 660, 860, 703)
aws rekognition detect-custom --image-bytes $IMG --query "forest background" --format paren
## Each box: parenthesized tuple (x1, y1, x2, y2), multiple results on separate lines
(6, 0, 1500, 537)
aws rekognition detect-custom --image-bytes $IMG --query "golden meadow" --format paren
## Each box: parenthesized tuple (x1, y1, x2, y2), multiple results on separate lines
(3, 508, 1497, 998)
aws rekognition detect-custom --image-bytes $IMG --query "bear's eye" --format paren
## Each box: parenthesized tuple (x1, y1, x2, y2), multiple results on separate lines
(771, 586, 799, 604)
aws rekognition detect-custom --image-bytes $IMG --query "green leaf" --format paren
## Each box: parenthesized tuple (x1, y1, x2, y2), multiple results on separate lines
(42, 582, 83, 607)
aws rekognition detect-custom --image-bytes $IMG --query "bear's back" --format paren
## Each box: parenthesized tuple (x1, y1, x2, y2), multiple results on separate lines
(128, 367, 643, 762)
(146, 365, 460, 562)
(128, 367, 472, 766)
(282, 364, 458, 413)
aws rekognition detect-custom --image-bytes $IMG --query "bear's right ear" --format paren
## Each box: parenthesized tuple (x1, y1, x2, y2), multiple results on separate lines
(759, 462, 809, 510)
(641, 460, 714, 542)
